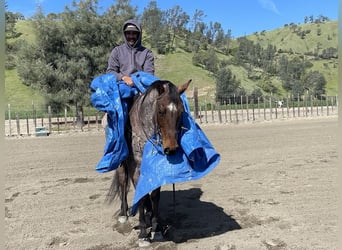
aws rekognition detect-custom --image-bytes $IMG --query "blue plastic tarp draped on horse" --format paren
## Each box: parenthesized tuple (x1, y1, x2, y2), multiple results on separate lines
(90, 72, 220, 215)
(131, 109, 220, 215)
(90, 72, 159, 173)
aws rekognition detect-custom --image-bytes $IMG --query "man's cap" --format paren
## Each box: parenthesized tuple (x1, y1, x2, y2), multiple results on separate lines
(124, 24, 139, 32)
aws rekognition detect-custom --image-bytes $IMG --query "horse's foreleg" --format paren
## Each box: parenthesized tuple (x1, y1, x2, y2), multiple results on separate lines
(150, 187, 164, 241)
(137, 194, 151, 243)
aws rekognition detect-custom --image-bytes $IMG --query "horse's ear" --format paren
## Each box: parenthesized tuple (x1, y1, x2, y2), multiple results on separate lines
(178, 79, 192, 95)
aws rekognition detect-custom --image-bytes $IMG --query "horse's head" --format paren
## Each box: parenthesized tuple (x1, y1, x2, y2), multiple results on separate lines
(155, 79, 191, 155)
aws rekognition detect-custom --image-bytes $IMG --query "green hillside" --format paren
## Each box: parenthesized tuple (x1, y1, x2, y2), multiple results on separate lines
(5, 19, 338, 108)
(154, 49, 216, 100)
(248, 21, 337, 54)
(246, 21, 338, 95)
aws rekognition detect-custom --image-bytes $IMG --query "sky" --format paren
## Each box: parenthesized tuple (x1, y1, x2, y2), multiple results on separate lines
(6, 0, 338, 38)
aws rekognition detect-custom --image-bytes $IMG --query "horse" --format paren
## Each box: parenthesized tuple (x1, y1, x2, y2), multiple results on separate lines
(106, 79, 191, 246)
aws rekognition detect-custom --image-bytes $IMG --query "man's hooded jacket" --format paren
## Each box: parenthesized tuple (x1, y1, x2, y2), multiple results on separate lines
(106, 19, 155, 80)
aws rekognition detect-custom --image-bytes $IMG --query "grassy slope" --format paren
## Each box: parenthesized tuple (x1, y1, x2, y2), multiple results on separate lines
(248, 21, 337, 52)
(154, 48, 216, 100)
(5, 69, 45, 109)
(5, 20, 338, 108)
(246, 21, 338, 95)
(5, 20, 45, 109)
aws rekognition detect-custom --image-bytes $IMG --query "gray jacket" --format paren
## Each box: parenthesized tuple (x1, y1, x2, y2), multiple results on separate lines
(106, 19, 155, 80)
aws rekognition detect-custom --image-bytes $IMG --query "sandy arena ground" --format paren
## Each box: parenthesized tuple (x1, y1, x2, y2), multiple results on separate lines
(5, 117, 338, 250)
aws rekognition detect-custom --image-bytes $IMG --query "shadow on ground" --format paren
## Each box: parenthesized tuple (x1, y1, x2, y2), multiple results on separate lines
(159, 188, 241, 243)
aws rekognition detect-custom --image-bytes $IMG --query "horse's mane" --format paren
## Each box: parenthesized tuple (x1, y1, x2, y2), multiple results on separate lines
(144, 80, 179, 101)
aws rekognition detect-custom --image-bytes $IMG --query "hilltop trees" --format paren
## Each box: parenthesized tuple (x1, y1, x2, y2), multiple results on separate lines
(16, 0, 136, 122)
(278, 56, 326, 97)
(141, 1, 167, 53)
(215, 68, 245, 104)
(5, 8, 24, 69)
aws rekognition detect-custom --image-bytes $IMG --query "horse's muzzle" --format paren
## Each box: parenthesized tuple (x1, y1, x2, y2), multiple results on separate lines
(164, 146, 178, 155)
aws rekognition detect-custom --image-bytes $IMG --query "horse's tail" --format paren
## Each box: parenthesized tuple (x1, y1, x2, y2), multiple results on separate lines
(105, 164, 130, 204)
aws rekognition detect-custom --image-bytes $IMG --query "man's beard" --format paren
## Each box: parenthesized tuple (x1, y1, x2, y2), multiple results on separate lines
(128, 39, 137, 46)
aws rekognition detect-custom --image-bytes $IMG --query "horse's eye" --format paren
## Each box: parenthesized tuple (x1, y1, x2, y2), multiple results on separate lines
(158, 109, 166, 115)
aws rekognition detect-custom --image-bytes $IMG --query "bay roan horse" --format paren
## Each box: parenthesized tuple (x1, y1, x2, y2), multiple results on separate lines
(106, 79, 191, 246)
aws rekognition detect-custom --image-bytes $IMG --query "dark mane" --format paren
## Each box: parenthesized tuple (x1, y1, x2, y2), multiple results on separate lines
(145, 80, 179, 101)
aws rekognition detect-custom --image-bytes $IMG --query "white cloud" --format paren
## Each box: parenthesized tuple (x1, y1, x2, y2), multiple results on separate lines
(258, 0, 280, 15)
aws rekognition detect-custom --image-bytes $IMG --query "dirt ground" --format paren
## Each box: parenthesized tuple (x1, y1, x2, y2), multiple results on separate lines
(5, 116, 338, 250)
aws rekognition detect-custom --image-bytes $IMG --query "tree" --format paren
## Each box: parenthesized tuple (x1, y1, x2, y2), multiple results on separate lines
(222, 29, 232, 55)
(215, 68, 245, 104)
(17, 0, 131, 123)
(190, 9, 205, 33)
(5, 8, 24, 69)
(164, 5, 189, 50)
(303, 71, 326, 97)
(141, 1, 167, 51)
(192, 48, 218, 74)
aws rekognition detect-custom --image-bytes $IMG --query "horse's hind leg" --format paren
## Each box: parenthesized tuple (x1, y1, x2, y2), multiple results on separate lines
(116, 165, 129, 223)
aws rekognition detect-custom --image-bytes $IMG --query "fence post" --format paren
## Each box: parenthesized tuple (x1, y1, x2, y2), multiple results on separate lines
(217, 102, 222, 123)
(286, 96, 290, 118)
(57, 115, 60, 133)
(16, 112, 20, 136)
(199, 105, 202, 124)
(8, 104, 12, 136)
(80, 110, 84, 131)
(204, 102, 208, 123)
(26, 113, 30, 136)
(251, 98, 255, 121)
(211, 103, 214, 122)
(235, 101, 238, 123)
(64, 108, 67, 127)
(269, 97, 272, 120)
(320, 95, 323, 116)
(292, 95, 295, 118)
(316, 96, 319, 116)
(48, 106, 52, 134)
(224, 101, 227, 123)
(246, 95, 249, 122)
(263, 98, 266, 121)
(257, 97, 260, 119)
(32, 103, 37, 128)
(193, 87, 199, 119)
(229, 99, 232, 123)
(240, 96, 243, 121)
(297, 94, 300, 117)
(310, 95, 313, 116)
(87, 107, 90, 130)
(96, 111, 99, 130)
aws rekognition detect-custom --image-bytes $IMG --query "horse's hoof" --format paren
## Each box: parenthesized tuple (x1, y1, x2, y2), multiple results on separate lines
(118, 216, 128, 224)
(138, 238, 151, 247)
(151, 231, 165, 242)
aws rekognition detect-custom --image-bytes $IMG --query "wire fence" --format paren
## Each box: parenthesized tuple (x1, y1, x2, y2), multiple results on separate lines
(192, 94, 338, 124)
(4, 94, 338, 137)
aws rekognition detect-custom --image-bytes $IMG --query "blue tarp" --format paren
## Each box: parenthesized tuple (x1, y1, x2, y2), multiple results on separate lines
(90, 72, 220, 215)
(89, 72, 159, 173)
